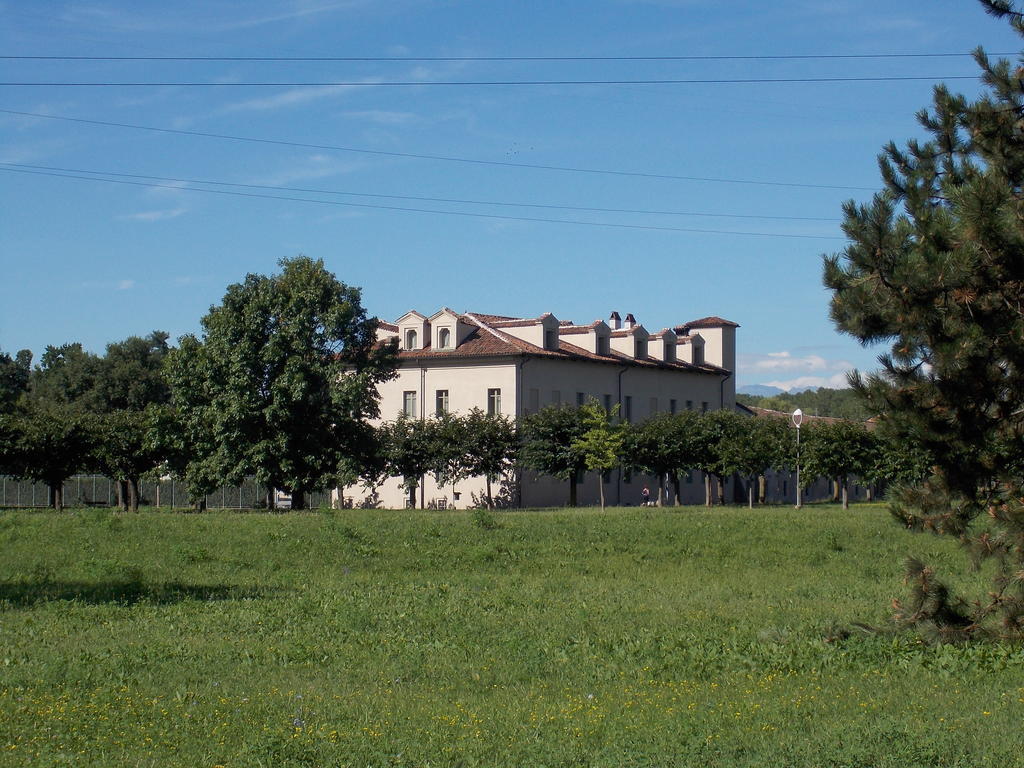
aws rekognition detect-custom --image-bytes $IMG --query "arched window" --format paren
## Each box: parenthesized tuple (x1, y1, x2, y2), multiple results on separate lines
(438, 328, 451, 349)
(405, 329, 418, 349)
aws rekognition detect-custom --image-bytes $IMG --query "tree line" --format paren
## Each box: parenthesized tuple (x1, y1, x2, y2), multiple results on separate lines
(737, 387, 872, 421)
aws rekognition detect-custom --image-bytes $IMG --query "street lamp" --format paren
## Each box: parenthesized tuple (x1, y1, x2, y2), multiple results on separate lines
(792, 408, 803, 509)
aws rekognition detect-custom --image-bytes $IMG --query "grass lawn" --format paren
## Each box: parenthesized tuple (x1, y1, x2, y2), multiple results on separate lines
(0, 503, 1022, 767)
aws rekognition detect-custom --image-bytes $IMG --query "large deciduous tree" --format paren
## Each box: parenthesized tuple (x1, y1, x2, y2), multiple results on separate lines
(461, 408, 519, 509)
(3, 400, 93, 511)
(823, 0, 1024, 639)
(0, 348, 32, 413)
(800, 421, 874, 510)
(521, 405, 589, 507)
(165, 256, 396, 510)
(379, 415, 435, 508)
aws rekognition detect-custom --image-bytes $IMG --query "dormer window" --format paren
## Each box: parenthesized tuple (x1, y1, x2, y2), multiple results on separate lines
(597, 336, 610, 355)
(438, 328, 451, 349)
(635, 339, 648, 359)
(693, 345, 704, 365)
(545, 329, 558, 350)
(405, 329, 418, 350)
(664, 343, 676, 363)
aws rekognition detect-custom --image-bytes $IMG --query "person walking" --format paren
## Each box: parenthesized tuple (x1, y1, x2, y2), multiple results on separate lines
(641, 486, 650, 507)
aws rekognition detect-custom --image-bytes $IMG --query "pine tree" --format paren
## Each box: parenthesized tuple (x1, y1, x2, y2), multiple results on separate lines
(823, 0, 1024, 640)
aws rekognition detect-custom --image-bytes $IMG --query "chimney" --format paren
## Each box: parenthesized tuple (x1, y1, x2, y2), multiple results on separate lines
(624, 313, 636, 330)
(609, 311, 621, 330)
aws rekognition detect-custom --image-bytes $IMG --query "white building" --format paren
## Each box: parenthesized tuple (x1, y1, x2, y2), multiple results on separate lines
(339, 309, 739, 509)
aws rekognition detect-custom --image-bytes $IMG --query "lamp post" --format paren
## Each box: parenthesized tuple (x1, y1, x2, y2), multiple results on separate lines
(792, 408, 803, 509)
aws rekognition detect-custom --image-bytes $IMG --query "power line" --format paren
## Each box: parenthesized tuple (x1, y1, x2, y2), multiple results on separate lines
(0, 166, 844, 241)
(0, 75, 981, 87)
(0, 52, 1012, 62)
(0, 162, 840, 222)
(0, 109, 879, 191)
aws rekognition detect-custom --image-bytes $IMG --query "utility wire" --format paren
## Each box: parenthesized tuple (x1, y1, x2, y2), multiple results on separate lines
(0, 166, 844, 240)
(0, 162, 840, 222)
(0, 75, 982, 86)
(0, 109, 879, 191)
(0, 53, 1013, 62)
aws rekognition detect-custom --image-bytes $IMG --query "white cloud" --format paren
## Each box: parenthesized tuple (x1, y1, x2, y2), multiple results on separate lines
(341, 110, 417, 125)
(740, 349, 856, 391)
(116, 279, 136, 291)
(762, 373, 853, 392)
(249, 154, 360, 186)
(59, 1, 370, 35)
(743, 350, 853, 373)
(117, 207, 187, 222)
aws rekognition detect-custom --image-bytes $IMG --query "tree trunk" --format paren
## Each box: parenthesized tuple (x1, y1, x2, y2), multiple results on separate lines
(866, 485, 874, 502)
(408, 484, 417, 509)
(266, 487, 275, 510)
(704, 474, 712, 507)
(671, 474, 681, 506)
(832, 479, 840, 502)
(419, 477, 425, 510)
(116, 480, 129, 512)
(486, 476, 493, 509)
(50, 482, 63, 512)
(656, 472, 665, 506)
(598, 475, 605, 510)
(569, 477, 578, 507)
(292, 490, 306, 511)
(842, 478, 849, 510)
(716, 475, 725, 506)
(758, 475, 766, 505)
(128, 478, 140, 513)
(748, 480, 754, 509)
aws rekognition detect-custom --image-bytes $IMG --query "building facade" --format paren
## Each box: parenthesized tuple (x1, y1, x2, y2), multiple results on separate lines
(339, 309, 739, 509)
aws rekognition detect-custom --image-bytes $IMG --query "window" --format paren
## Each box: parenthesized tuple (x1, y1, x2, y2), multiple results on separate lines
(649, 397, 658, 416)
(603, 394, 612, 413)
(686, 400, 693, 411)
(487, 388, 502, 415)
(403, 391, 417, 417)
(527, 388, 540, 415)
(551, 390, 561, 406)
(438, 327, 451, 349)
(624, 396, 633, 423)
(545, 329, 558, 349)
(597, 336, 610, 355)
(405, 329, 417, 350)
(664, 344, 676, 363)
(636, 339, 648, 358)
(576, 392, 586, 406)
(693, 345, 704, 365)
(701, 401, 709, 413)
(435, 389, 449, 416)
(670, 399, 677, 414)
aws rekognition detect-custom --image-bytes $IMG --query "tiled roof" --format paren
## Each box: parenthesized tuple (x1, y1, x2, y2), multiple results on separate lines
(678, 316, 740, 330)
(467, 312, 525, 324)
(376, 320, 399, 332)
(378, 313, 726, 374)
(490, 318, 542, 328)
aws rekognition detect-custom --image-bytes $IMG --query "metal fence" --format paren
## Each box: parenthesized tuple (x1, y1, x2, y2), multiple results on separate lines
(0, 475, 331, 510)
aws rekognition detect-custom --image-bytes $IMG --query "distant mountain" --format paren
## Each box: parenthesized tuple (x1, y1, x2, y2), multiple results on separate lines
(737, 384, 784, 397)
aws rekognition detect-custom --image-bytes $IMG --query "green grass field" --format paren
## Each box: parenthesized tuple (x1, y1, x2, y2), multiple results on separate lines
(1, 504, 1022, 767)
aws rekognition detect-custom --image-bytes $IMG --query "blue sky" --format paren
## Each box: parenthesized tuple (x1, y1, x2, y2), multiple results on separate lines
(1, 0, 1020, 390)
